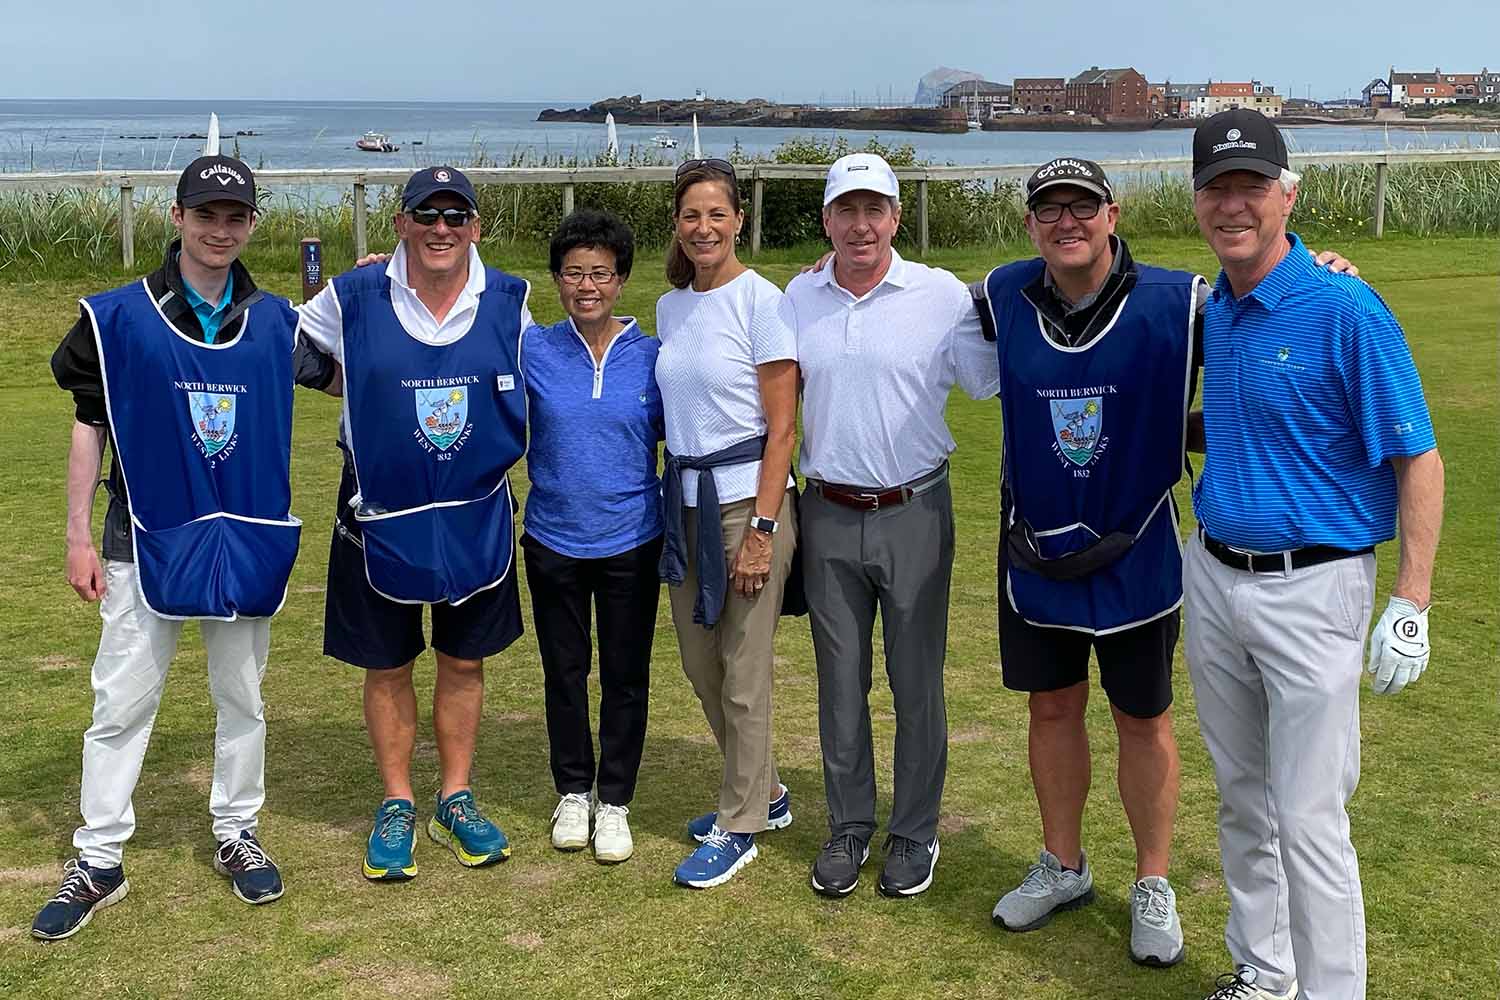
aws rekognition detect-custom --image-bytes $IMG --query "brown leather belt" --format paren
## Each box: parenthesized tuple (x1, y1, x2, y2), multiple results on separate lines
(808, 463, 948, 512)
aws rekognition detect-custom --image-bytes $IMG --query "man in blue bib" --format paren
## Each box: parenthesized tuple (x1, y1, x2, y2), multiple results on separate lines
(298, 166, 532, 881)
(37, 156, 315, 940)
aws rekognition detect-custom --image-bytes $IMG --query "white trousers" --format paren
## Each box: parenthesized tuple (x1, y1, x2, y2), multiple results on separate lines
(1184, 533, 1375, 1000)
(74, 560, 270, 867)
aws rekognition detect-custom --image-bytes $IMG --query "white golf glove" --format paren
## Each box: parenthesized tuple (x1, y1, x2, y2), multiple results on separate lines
(1366, 596, 1430, 695)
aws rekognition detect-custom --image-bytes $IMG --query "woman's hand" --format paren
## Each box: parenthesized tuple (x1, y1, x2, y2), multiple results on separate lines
(730, 524, 774, 599)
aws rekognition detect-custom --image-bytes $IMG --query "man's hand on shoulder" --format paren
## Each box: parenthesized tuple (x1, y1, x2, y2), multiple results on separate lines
(355, 251, 392, 268)
(1310, 249, 1359, 278)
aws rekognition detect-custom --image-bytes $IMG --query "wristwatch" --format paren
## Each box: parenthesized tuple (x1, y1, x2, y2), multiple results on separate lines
(749, 515, 779, 535)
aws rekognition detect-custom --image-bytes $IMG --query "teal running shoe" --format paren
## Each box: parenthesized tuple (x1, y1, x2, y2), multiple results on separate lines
(363, 798, 417, 882)
(428, 789, 510, 867)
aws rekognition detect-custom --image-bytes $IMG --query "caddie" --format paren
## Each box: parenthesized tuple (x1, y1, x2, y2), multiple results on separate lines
(1185, 109, 1444, 1000)
(298, 165, 532, 881)
(37, 155, 304, 940)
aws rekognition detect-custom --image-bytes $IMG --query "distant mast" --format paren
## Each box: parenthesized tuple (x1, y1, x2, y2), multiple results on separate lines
(691, 113, 701, 158)
(204, 113, 220, 156)
(605, 112, 619, 160)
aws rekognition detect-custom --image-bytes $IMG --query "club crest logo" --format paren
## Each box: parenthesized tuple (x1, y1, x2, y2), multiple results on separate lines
(187, 392, 236, 457)
(1277, 346, 1291, 362)
(1051, 398, 1103, 467)
(1227, 128, 1242, 141)
(434, 168, 451, 182)
(416, 387, 468, 450)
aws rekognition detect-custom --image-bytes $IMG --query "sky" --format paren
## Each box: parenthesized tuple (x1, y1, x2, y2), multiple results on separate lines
(4, 0, 1497, 104)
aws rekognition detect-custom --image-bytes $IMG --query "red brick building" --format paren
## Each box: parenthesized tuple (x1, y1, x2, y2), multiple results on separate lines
(1065, 66, 1151, 120)
(1012, 77, 1065, 114)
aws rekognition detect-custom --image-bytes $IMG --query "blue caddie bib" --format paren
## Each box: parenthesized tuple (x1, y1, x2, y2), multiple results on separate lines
(985, 260, 1199, 634)
(84, 279, 301, 620)
(336, 265, 527, 605)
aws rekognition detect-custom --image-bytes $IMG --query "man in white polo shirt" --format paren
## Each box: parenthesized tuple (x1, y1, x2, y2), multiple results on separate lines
(784, 154, 999, 899)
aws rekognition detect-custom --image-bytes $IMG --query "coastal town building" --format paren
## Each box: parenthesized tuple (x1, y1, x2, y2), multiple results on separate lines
(1190, 81, 1282, 118)
(1362, 79, 1392, 108)
(1065, 66, 1151, 120)
(1012, 77, 1065, 114)
(1158, 82, 1210, 118)
(940, 80, 1013, 119)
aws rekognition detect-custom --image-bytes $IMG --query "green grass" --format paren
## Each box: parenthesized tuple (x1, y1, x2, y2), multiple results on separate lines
(0, 236, 1496, 999)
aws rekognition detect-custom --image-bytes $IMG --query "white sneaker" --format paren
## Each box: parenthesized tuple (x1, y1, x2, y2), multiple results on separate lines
(550, 792, 591, 851)
(593, 802, 633, 863)
(1203, 966, 1298, 1000)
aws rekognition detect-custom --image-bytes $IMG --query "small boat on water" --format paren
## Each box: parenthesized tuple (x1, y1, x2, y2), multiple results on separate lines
(652, 130, 679, 149)
(356, 130, 400, 153)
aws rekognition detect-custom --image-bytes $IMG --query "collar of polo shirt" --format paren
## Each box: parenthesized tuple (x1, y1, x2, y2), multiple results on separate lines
(815, 246, 913, 296)
(1213, 233, 1311, 311)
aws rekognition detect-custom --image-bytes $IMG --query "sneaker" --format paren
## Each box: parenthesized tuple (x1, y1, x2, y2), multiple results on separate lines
(876, 834, 939, 897)
(551, 792, 591, 852)
(31, 859, 129, 941)
(1203, 966, 1298, 1000)
(364, 798, 418, 881)
(673, 826, 757, 888)
(1130, 875, 1185, 967)
(810, 832, 869, 898)
(992, 849, 1095, 931)
(687, 784, 792, 843)
(592, 802, 633, 864)
(428, 789, 510, 867)
(213, 831, 284, 905)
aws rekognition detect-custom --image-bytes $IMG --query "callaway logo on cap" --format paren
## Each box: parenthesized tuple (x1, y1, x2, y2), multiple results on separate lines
(177, 155, 257, 210)
(1025, 157, 1114, 206)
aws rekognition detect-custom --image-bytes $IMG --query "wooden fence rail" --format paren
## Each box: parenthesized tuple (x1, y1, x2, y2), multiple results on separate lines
(3, 148, 1498, 267)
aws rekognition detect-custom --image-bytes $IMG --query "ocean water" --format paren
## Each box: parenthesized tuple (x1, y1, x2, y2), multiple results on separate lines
(3, 99, 1497, 177)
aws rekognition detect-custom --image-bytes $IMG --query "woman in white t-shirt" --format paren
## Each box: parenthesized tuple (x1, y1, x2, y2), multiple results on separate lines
(654, 159, 800, 889)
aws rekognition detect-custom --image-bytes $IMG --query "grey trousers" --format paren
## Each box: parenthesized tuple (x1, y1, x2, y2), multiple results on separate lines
(1184, 532, 1375, 1000)
(802, 477, 955, 844)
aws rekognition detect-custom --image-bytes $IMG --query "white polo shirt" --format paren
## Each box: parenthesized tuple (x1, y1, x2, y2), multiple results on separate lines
(786, 249, 999, 488)
(655, 269, 798, 507)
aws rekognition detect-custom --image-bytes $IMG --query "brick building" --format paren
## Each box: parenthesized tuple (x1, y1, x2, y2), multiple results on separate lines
(1065, 66, 1151, 120)
(1012, 77, 1065, 114)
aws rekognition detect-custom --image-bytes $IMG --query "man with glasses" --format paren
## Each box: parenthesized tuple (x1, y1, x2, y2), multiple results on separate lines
(298, 166, 533, 881)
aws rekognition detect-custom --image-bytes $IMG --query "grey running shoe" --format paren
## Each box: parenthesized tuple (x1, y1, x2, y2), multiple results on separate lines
(810, 832, 869, 898)
(1130, 875, 1185, 967)
(991, 849, 1095, 931)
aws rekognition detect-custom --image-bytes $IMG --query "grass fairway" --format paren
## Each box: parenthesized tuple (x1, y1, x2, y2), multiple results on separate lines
(0, 236, 1496, 999)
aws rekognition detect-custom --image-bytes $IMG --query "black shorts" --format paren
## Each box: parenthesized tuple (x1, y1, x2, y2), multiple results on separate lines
(323, 466, 523, 670)
(997, 557, 1179, 720)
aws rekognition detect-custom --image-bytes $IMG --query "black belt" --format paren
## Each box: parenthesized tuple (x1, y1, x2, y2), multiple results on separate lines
(1198, 527, 1371, 574)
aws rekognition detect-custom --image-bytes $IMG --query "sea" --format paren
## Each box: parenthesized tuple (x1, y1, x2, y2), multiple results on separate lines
(3, 98, 1497, 177)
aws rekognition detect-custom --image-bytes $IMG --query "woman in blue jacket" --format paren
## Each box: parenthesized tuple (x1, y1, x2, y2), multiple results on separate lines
(521, 210, 664, 864)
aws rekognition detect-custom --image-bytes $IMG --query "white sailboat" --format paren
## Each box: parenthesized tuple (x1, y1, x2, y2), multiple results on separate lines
(691, 113, 701, 158)
(205, 113, 221, 155)
(605, 112, 619, 160)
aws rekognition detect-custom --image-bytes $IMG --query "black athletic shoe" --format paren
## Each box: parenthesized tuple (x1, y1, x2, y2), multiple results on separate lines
(214, 831, 285, 904)
(31, 859, 129, 940)
(877, 834, 940, 898)
(810, 833, 869, 898)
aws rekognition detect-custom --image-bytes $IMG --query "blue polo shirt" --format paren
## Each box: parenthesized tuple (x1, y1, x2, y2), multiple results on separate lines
(521, 317, 665, 559)
(1193, 232, 1436, 552)
(182, 271, 234, 343)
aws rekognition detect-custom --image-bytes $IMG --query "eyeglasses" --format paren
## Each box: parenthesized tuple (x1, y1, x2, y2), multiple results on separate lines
(408, 207, 474, 227)
(558, 267, 619, 286)
(1030, 199, 1103, 224)
(675, 158, 736, 180)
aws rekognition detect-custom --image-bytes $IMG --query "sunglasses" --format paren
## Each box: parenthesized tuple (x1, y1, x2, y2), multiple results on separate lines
(675, 158, 736, 181)
(408, 207, 475, 227)
(1029, 199, 1103, 224)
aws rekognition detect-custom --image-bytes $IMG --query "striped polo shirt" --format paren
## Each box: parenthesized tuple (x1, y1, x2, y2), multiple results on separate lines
(1193, 232, 1436, 552)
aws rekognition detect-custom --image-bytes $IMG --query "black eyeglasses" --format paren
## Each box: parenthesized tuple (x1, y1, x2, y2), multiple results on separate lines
(675, 158, 736, 180)
(408, 207, 474, 227)
(1030, 199, 1103, 224)
(558, 267, 619, 286)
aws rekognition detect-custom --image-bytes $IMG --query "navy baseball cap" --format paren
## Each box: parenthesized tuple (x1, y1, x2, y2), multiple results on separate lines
(401, 166, 479, 212)
(1026, 157, 1114, 207)
(177, 155, 257, 210)
(1193, 109, 1289, 189)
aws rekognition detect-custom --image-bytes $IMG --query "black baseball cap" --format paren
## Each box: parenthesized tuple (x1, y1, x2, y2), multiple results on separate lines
(1192, 109, 1289, 189)
(401, 166, 479, 212)
(1026, 157, 1114, 207)
(177, 155, 257, 210)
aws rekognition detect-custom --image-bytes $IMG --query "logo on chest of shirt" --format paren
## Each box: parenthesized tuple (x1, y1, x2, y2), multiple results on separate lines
(404, 375, 482, 459)
(1049, 396, 1108, 474)
(178, 383, 246, 465)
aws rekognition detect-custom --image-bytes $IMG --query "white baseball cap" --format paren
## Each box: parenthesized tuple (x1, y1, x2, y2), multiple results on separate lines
(823, 153, 900, 206)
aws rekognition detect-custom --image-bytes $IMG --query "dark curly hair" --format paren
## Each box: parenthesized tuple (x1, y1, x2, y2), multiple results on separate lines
(549, 208, 635, 279)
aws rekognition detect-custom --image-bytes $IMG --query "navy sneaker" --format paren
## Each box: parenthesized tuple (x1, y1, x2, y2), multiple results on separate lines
(877, 834, 940, 897)
(686, 785, 792, 843)
(364, 798, 418, 881)
(214, 831, 284, 904)
(31, 859, 129, 940)
(673, 827, 757, 888)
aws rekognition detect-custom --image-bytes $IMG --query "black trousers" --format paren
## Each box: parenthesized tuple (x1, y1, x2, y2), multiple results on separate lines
(521, 532, 663, 806)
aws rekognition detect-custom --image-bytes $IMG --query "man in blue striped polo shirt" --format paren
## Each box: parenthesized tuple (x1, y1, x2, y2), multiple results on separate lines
(1185, 110, 1445, 1000)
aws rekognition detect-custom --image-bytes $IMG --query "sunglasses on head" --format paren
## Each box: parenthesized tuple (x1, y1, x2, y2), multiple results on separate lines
(408, 206, 474, 227)
(675, 158, 736, 181)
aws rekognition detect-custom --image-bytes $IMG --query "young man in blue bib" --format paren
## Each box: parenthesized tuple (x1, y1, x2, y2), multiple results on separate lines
(298, 166, 532, 881)
(37, 156, 313, 939)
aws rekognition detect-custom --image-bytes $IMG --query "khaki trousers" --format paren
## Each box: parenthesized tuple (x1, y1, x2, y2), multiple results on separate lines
(668, 491, 796, 833)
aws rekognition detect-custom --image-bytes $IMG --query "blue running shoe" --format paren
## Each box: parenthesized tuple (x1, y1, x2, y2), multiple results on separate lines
(32, 859, 128, 940)
(674, 826, 757, 888)
(687, 784, 792, 843)
(214, 831, 284, 904)
(364, 798, 417, 882)
(428, 789, 510, 867)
